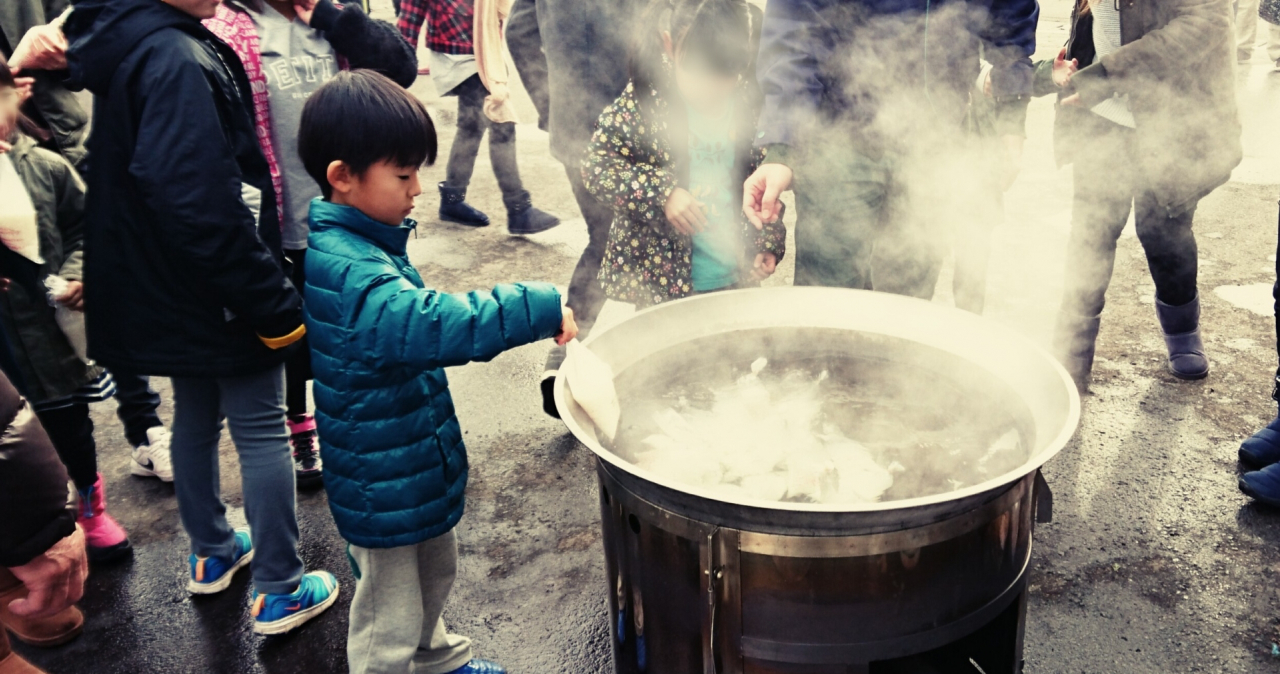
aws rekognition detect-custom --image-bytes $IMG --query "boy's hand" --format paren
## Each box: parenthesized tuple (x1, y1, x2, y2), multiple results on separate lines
(1052, 48, 1078, 88)
(664, 188, 707, 236)
(750, 252, 777, 281)
(555, 307, 578, 346)
(57, 280, 84, 311)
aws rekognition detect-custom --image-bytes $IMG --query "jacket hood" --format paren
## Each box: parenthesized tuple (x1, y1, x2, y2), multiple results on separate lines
(308, 199, 416, 257)
(65, 0, 204, 95)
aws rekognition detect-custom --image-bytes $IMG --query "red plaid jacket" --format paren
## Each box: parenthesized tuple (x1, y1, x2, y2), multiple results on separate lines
(397, 0, 474, 54)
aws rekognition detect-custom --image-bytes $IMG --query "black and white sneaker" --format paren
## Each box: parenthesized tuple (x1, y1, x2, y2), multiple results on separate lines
(288, 415, 324, 490)
(131, 426, 174, 482)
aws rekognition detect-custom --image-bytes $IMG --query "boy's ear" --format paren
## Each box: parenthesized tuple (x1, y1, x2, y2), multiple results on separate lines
(326, 160, 354, 195)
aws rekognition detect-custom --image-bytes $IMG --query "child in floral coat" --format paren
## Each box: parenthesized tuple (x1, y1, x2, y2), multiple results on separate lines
(581, 0, 784, 308)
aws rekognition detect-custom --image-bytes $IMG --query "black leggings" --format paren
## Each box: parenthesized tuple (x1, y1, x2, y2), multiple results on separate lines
(37, 403, 97, 492)
(444, 75, 524, 200)
(284, 248, 311, 419)
(1060, 118, 1199, 318)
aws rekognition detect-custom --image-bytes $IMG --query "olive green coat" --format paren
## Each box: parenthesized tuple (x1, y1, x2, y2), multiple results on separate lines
(1, 133, 99, 404)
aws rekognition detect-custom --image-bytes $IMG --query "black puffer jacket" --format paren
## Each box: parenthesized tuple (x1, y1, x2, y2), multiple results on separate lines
(63, 0, 302, 378)
(0, 369, 74, 568)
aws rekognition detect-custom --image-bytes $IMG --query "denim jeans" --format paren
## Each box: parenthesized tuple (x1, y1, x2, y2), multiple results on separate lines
(169, 365, 303, 595)
(113, 371, 163, 447)
(444, 75, 524, 203)
(792, 136, 950, 298)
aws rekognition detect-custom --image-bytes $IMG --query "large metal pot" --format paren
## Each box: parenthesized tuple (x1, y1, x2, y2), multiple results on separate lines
(555, 287, 1079, 673)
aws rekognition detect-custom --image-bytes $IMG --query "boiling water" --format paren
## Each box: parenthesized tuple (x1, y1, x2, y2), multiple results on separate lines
(609, 350, 1032, 504)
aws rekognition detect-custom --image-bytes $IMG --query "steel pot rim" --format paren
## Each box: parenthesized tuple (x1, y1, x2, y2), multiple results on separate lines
(554, 286, 1081, 515)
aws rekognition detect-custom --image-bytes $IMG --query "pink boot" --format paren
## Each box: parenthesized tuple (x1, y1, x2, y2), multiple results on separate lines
(77, 474, 132, 564)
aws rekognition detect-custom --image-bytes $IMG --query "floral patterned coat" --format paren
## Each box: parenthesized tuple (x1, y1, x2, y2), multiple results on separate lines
(581, 80, 787, 308)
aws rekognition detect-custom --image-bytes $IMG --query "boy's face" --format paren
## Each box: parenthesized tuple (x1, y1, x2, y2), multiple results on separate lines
(331, 159, 422, 227)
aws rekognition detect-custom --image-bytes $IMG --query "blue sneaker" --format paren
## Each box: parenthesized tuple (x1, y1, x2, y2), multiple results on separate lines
(250, 571, 339, 635)
(1240, 416, 1280, 469)
(188, 529, 254, 595)
(446, 661, 507, 674)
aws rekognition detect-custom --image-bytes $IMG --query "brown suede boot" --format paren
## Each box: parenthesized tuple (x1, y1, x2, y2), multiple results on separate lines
(0, 569, 83, 647)
(0, 629, 47, 674)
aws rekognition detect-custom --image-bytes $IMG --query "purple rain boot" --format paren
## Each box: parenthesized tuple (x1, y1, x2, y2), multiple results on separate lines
(1154, 295, 1209, 380)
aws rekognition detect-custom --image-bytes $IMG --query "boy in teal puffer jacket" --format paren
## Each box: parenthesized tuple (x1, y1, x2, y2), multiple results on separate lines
(297, 71, 577, 674)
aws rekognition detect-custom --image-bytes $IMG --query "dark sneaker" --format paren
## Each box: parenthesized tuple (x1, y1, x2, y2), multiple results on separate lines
(1241, 463, 1280, 508)
(288, 414, 324, 490)
(1240, 416, 1280, 469)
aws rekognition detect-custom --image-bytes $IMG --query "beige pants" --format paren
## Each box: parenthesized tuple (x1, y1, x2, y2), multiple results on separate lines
(346, 530, 473, 674)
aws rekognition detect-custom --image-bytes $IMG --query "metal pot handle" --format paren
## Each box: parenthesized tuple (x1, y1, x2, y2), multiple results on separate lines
(1034, 469, 1053, 524)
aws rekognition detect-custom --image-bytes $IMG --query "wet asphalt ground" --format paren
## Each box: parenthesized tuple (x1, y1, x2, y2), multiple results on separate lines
(14, 1, 1280, 672)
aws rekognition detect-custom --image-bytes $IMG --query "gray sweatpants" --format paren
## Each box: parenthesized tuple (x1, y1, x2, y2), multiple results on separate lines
(347, 530, 473, 674)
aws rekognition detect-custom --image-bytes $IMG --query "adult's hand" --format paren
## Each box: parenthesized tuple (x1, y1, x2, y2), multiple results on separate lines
(6, 526, 88, 620)
(9, 23, 69, 72)
(743, 163, 792, 230)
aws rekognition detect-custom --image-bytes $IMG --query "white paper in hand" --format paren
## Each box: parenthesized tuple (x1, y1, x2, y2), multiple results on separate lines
(0, 154, 43, 264)
(564, 339, 621, 442)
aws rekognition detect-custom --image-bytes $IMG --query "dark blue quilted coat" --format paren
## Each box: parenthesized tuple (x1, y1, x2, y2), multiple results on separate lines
(304, 200, 563, 548)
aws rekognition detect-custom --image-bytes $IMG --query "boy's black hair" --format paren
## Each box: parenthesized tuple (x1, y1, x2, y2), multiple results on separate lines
(298, 69, 437, 199)
(630, 0, 756, 99)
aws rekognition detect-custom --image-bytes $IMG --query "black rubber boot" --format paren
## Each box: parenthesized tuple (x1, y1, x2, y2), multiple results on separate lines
(505, 190, 561, 235)
(439, 183, 490, 227)
(1053, 311, 1102, 394)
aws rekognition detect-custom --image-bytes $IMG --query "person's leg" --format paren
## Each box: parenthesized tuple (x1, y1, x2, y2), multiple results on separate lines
(541, 165, 613, 415)
(346, 543, 426, 674)
(1238, 200, 1280, 471)
(1266, 19, 1280, 63)
(411, 530, 474, 674)
(283, 248, 322, 489)
(1237, 0, 1261, 61)
(36, 404, 130, 562)
(1135, 193, 1208, 379)
(949, 140, 1005, 314)
(217, 365, 304, 595)
(169, 376, 239, 561)
(395, 0, 429, 48)
(34, 405, 97, 492)
(440, 77, 492, 227)
(506, 0, 551, 131)
(792, 141, 889, 289)
(112, 372, 162, 448)
(444, 77, 488, 193)
(491, 120, 561, 235)
(1053, 125, 1137, 390)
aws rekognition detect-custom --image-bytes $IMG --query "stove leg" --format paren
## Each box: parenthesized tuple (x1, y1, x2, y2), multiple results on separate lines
(965, 589, 1027, 674)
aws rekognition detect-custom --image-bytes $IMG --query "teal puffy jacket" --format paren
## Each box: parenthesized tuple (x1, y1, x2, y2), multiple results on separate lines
(304, 200, 563, 548)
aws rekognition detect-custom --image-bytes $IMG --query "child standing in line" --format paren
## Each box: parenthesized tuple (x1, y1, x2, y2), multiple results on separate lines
(65, 0, 337, 635)
(205, 0, 416, 490)
(396, 0, 561, 234)
(581, 0, 785, 308)
(0, 54, 129, 564)
(297, 70, 576, 674)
